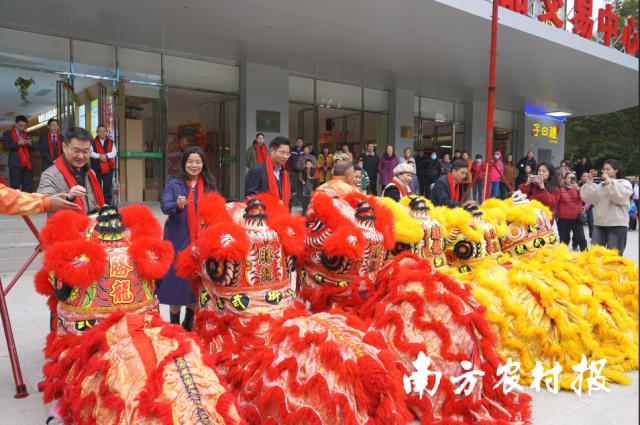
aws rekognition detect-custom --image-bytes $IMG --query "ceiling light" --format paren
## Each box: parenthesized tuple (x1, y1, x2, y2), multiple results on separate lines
(435, 119, 444, 122)
(440, 145, 452, 148)
(27, 121, 49, 132)
(546, 110, 572, 117)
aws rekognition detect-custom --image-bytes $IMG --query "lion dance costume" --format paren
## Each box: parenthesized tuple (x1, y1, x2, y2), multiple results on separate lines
(176, 193, 413, 424)
(383, 194, 637, 392)
(297, 192, 531, 424)
(35, 205, 244, 425)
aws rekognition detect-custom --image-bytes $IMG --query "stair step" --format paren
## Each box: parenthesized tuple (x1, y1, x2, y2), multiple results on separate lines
(0, 255, 43, 275)
(0, 243, 40, 258)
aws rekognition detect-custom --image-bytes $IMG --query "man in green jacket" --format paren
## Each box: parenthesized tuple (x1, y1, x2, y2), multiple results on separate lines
(245, 133, 267, 169)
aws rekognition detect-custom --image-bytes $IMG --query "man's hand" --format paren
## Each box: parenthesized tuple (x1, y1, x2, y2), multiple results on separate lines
(49, 193, 81, 211)
(68, 185, 87, 199)
(176, 196, 188, 209)
(99, 154, 107, 162)
(18, 139, 27, 146)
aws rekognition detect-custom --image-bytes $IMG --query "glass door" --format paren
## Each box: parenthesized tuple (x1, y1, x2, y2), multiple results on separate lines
(219, 98, 238, 200)
(56, 77, 76, 135)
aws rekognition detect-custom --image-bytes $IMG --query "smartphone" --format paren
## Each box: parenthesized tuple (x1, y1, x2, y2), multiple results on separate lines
(532, 175, 542, 183)
(570, 176, 576, 183)
(596, 171, 603, 178)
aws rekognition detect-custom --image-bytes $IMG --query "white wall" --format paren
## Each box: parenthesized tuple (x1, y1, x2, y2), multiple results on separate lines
(239, 63, 289, 192)
(388, 88, 415, 155)
(521, 114, 565, 166)
(465, 101, 490, 161)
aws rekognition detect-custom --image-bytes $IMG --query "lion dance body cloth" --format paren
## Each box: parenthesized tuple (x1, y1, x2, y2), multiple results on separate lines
(35, 205, 244, 425)
(298, 192, 532, 424)
(176, 193, 413, 424)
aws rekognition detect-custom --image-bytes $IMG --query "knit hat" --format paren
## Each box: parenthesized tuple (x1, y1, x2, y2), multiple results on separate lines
(393, 163, 415, 175)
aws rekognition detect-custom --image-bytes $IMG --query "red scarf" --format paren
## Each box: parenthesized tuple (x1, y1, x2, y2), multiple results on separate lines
(447, 173, 459, 202)
(94, 137, 116, 174)
(47, 132, 62, 159)
(11, 127, 31, 170)
(54, 157, 105, 212)
(265, 156, 290, 201)
(256, 143, 267, 164)
(186, 176, 205, 243)
(390, 177, 408, 197)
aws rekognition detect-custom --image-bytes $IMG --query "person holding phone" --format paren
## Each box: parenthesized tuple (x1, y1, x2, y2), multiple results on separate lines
(159, 146, 217, 331)
(580, 160, 633, 254)
(517, 162, 561, 224)
(3, 115, 37, 193)
(557, 173, 587, 252)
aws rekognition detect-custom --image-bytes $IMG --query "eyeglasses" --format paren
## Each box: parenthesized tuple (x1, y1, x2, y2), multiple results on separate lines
(68, 148, 91, 156)
(276, 150, 291, 157)
(186, 160, 203, 165)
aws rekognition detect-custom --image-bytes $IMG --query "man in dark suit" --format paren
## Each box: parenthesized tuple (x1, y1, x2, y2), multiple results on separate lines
(574, 157, 591, 178)
(39, 118, 64, 171)
(431, 159, 473, 208)
(3, 115, 37, 192)
(245, 137, 292, 209)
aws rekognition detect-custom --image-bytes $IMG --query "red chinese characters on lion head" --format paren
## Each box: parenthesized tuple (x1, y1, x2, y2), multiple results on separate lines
(176, 193, 306, 326)
(34, 205, 174, 336)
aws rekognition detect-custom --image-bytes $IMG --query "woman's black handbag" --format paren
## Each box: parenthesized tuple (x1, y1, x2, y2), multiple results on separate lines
(578, 211, 588, 224)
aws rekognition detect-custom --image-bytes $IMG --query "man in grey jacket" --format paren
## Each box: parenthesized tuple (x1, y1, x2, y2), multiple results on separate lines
(37, 127, 104, 215)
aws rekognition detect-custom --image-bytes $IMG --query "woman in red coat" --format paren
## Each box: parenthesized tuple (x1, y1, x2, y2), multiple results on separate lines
(556, 173, 587, 251)
(518, 161, 561, 224)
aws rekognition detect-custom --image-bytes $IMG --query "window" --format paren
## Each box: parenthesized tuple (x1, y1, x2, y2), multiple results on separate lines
(316, 80, 361, 110)
(0, 27, 70, 72)
(73, 40, 116, 78)
(164, 56, 239, 93)
(119, 48, 161, 84)
(289, 76, 314, 104)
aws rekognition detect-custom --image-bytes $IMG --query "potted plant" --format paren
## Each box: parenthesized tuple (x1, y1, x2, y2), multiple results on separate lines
(14, 77, 35, 102)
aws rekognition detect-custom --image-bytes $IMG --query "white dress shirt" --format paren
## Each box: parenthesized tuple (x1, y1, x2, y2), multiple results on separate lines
(90, 138, 118, 159)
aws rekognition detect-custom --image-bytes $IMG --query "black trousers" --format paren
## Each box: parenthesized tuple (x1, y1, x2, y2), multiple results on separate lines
(418, 175, 428, 197)
(9, 166, 34, 193)
(369, 176, 378, 196)
(425, 178, 438, 199)
(96, 170, 114, 205)
(460, 183, 470, 200)
(499, 182, 510, 199)
(557, 218, 587, 252)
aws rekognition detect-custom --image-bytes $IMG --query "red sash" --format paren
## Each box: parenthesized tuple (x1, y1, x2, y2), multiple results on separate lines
(11, 127, 31, 170)
(265, 156, 291, 201)
(47, 132, 62, 159)
(94, 137, 115, 174)
(390, 178, 408, 197)
(54, 157, 105, 211)
(186, 176, 205, 243)
(447, 173, 459, 202)
(256, 143, 267, 164)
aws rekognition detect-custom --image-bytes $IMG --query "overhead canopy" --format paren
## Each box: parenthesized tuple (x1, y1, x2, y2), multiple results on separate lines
(0, 0, 637, 116)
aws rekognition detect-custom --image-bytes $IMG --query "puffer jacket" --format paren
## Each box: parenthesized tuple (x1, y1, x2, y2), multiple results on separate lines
(490, 151, 504, 183)
(471, 160, 485, 180)
(557, 186, 583, 220)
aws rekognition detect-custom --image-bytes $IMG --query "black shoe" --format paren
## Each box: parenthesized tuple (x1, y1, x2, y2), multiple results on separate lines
(182, 308, 195, 332)
(169, 310, 181, 325)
